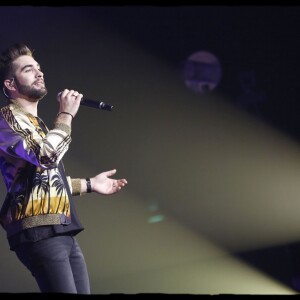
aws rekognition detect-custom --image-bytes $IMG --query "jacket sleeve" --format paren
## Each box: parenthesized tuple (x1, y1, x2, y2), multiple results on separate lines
(0, 107, 72, 169)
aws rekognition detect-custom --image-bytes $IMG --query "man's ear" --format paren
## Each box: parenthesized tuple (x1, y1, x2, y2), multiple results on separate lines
(4, 78, 15, 91)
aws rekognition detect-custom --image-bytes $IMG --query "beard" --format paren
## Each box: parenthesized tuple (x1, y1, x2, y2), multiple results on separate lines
(15, 80, 48, 101)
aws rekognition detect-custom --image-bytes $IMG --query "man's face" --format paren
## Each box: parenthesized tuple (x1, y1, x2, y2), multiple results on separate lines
(12, 55, 47, 101)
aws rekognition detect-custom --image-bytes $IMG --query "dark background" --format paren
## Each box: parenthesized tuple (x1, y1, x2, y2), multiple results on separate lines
(96, 6, 300, 136)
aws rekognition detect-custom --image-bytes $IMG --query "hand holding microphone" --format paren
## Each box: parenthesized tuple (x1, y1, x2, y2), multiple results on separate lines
(57, 89, 83, 120)
(57, 89, 113, 115)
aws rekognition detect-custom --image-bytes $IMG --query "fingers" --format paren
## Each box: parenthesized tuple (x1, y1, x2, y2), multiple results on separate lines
(105, 169, 128, 185)
(69, 90, 83, 101)
(66, 89, 82, 100)
(106, 169, 128, 185)
(57, 89, 83, 118)
(57, 89, 83, 101)
(112, 178, 128, 192)
(114, 179, 128, 186)
(120, 178, 128, 185)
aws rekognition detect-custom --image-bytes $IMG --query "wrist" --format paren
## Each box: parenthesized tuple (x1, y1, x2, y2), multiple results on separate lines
(56, 112, 74, 126)
(57, 111, 74, 119)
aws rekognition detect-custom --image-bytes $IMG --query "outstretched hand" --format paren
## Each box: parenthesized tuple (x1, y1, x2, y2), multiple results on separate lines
(91, 169, 128, 195)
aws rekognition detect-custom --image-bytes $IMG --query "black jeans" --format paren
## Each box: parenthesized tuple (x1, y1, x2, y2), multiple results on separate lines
(15, 235, 90, 294)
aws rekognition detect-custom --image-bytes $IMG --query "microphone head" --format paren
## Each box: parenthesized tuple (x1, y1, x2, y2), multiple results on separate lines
(99, 102, 113, 111)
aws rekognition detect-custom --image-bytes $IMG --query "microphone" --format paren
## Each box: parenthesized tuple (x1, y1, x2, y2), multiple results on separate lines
(80, 98, 113, 111)
(57, 92, 114, 111)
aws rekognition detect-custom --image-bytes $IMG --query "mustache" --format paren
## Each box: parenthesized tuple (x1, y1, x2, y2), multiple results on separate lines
(33, 80, 45, 85)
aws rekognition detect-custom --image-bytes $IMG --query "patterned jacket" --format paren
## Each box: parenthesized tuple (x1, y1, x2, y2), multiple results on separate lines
(0, 103, 81, 238)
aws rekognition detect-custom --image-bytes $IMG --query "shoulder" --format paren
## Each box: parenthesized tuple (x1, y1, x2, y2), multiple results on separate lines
(0, 104, 34, 133)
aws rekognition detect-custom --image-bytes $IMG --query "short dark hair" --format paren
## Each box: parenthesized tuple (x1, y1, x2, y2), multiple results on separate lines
(0, 43, 33, 88)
